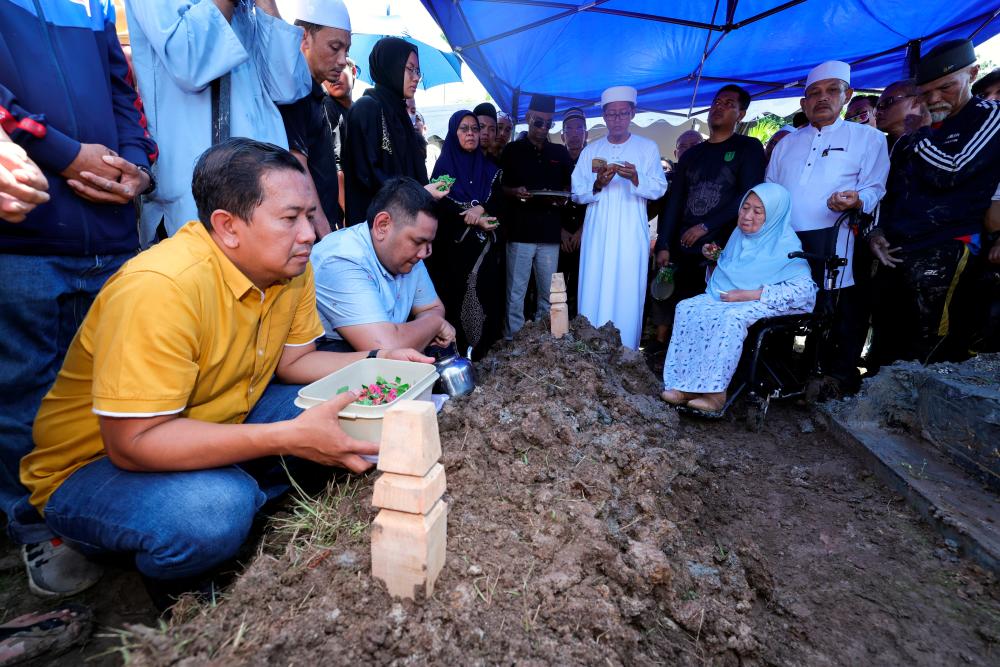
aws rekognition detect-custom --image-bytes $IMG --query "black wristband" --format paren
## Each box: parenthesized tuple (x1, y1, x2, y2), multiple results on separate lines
(367, 349, 380, 359)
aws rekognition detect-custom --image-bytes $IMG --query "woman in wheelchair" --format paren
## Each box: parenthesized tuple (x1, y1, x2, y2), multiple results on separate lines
(661, 183, 817, 413)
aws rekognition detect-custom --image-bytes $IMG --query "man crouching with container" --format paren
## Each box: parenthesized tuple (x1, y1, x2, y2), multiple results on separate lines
(19, 138, 431, 605)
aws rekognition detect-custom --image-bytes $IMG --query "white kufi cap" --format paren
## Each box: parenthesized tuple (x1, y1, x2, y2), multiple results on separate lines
(601, 85, 637, 107)
(277, 0, 351, 31)
(805, 60, 850, 89)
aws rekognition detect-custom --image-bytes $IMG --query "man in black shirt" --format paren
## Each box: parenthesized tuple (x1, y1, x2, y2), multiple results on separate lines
(654, 84, 766, 313)
(559, 106, 588, 318)
(278, 2, 352, 236)
(500, 93, 573, 337)
(868, 39, 999, 365)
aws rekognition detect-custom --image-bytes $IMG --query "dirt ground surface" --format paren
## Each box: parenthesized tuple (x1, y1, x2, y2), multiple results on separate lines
(1, 319, 997, 666)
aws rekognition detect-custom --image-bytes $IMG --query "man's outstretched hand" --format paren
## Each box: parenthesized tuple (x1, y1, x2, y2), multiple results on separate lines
(288, 390, 379, 473)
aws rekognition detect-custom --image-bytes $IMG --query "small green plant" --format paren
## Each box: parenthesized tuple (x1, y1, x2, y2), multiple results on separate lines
(269, 463, 371, 563)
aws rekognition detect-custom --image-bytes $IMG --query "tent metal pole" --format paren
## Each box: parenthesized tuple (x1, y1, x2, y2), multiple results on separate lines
(512, 88, 521, 125)
(687, 0, 722, 118)
(967, 7, 1000, 39)
(905, 40, 921, 77)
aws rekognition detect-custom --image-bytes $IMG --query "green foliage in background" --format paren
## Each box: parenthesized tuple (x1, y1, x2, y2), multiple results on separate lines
(746, 112, 786, 145)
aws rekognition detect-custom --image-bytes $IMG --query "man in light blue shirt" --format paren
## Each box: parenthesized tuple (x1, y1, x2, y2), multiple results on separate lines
(125, 0, 311, 246)
(312, 177, 456, 352)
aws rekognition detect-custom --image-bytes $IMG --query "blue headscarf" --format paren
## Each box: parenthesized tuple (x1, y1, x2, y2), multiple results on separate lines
(431, 110, 498, 204)
(706, 182, 812, 301)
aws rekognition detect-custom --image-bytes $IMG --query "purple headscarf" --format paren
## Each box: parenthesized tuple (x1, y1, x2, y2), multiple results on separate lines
(431, 110, 499, 204)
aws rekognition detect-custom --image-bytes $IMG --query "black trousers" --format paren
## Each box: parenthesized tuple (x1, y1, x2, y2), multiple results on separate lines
(796, 228, 869, 389)
(870, 239, 974, 367)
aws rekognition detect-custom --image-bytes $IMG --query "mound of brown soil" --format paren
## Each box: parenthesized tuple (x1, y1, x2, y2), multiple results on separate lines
(126, 320, 774, 665)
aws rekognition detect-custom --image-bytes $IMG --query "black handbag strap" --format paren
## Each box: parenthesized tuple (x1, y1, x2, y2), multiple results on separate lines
(211, 73, 232, 145)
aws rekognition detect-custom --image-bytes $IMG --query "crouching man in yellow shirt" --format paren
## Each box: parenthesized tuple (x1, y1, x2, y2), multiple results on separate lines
(19, 138, 431, 603)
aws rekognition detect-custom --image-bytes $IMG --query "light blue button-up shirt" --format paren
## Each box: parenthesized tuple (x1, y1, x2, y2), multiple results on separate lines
(311, 223, 438, 340)
(125, 0, 311, 246)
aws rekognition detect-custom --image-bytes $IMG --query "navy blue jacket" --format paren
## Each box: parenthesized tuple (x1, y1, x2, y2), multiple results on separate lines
(0, 0, 156, 255)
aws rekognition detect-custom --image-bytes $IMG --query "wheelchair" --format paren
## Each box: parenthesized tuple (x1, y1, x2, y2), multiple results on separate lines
(677, 213, 857, 431)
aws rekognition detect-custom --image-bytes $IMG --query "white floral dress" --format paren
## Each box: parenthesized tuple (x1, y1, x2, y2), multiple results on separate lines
(662, 275, 817, 393)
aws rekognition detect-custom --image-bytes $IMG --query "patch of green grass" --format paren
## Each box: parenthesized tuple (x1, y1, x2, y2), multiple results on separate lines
(269, 466, 371, 564)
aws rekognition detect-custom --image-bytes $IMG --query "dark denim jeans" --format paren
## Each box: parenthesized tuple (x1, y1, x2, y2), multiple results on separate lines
(0, 252, 132, 544)
(42, 382, 305, 581)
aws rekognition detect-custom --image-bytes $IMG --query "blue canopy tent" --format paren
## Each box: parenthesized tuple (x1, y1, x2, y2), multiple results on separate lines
(420, 0, 1000, 120)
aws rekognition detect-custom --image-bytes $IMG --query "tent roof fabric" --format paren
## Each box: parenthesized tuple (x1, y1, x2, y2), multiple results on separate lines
(420, 0, 1000, 120)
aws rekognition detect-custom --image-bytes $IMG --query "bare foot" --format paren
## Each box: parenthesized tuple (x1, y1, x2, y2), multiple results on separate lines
(687, 392, 726, 413)
(660, 389, 698, 406)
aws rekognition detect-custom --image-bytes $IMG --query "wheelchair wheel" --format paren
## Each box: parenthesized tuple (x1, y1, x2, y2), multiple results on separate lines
(746, 394, 768, 432)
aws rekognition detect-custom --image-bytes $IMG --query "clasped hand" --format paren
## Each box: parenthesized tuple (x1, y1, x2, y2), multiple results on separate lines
(719, 288, 761, 302)
(62, 144, 149, 205)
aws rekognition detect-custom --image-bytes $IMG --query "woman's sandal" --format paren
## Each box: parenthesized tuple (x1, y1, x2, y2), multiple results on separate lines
(0, 605, 93, 666)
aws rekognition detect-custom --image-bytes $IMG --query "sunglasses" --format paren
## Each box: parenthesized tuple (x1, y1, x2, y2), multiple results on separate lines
(530, 118, 554, 129)
(846, 109, 871, 123)
(875, 94, 917, 111)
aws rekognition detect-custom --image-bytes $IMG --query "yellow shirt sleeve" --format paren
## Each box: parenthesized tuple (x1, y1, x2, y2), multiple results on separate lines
(285, 263, 326, 346)
(91, 271, 201, 416)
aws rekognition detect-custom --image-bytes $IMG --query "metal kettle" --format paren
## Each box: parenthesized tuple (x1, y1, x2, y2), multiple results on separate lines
(432, 343, 476, 397)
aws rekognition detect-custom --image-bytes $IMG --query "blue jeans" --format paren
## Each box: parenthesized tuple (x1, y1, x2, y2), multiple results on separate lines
(42, 382, 305, 580)
(505, 242, 560, 337)
(0, 252, 132, 544)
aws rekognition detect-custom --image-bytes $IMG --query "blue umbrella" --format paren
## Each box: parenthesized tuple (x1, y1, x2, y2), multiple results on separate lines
(351, 33, 464, 90)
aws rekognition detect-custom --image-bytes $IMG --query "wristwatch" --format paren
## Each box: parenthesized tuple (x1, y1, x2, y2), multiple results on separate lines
(135, 165, 156, 196)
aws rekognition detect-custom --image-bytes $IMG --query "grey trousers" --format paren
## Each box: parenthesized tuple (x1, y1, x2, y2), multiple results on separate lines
(505, 241, 560, 338)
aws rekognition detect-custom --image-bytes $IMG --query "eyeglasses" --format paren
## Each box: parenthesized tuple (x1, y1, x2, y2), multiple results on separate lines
(603, 111, 633, 121)
(530, 118, 553, 129)
(711, 98, 739, 110)
(405, 65, 422, 80)
(874, 94, 917, 111)
(457, 124, 480, 134)
(846, 109, 871, 123)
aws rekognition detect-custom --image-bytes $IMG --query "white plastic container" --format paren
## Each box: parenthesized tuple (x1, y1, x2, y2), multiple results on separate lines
(294, 358, 438, 442)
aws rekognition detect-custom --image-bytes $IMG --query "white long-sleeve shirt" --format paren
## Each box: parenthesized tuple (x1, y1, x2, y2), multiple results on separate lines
(126, 0, 311, 245)
(766, 117, 889, 287)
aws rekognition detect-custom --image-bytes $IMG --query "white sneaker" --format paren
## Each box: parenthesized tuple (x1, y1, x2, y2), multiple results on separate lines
(21, 539, 103, 598)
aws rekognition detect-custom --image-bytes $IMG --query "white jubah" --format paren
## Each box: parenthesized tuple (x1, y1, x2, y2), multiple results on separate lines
(571, 134, 667, 349)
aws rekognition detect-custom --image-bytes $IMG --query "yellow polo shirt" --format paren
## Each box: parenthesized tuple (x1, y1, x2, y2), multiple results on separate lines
(22, 222, 324, 510)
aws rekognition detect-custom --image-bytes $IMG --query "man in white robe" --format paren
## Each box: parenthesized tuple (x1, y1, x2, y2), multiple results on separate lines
(571, 86, 667, 349)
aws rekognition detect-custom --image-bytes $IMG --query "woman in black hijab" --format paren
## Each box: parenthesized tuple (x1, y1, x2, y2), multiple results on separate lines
(426, 110, 505, 360)
(342, 37, 446, 226)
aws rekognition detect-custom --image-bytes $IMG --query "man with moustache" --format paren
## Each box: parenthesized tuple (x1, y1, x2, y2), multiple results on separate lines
(20, 140, 430, 603)
(767, 61, 889, 395)
(311, 177, 454, 353)
(559, 107, 589, 317)
(868, 39, 1000, 365)
(278, 0, 353, 236)
(571, 86, 667, 350)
